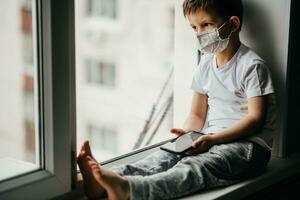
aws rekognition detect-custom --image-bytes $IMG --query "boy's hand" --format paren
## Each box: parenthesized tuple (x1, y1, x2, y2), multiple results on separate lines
(185, 134, 214, 155)
(170, 128, 186, 137)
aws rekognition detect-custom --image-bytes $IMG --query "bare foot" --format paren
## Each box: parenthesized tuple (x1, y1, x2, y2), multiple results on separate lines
(77, 141, 106, 199)
(90, 163, 131, 200)
(78, 141, 131, 200)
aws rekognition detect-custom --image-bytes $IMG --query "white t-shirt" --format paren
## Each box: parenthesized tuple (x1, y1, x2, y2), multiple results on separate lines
(191, 43, 277, 150)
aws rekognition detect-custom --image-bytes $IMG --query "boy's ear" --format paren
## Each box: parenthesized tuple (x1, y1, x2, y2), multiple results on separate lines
(229, 16, 241, 32)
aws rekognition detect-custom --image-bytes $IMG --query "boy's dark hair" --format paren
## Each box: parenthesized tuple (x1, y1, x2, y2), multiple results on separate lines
(183, 0, 243, 30)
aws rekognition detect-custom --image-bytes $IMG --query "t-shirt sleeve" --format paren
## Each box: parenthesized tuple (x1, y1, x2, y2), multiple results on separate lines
(243, 63, 275, 98)
(191, 65, 207, 94)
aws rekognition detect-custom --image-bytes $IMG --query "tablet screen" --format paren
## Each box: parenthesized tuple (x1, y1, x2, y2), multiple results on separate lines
(160, 131, 204, 154)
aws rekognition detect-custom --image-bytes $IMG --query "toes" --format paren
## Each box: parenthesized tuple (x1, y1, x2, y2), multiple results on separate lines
(79, 145, 85, 154)
(88, 158, 98, 166)
(89, 162, 101, 172)
(78, 156, 93, 177)
(77, 148, 90, 165)
(78, 149, 86, 159)
(77, 143, 99, 171)
(86, 156, 102, 176)
(84, 141, 93, 157)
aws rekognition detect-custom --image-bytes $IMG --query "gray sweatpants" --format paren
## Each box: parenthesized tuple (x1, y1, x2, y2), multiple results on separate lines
(112, 141, 271, 200)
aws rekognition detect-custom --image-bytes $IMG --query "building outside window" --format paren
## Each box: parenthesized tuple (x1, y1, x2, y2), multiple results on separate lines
(76, 0, 175, 162)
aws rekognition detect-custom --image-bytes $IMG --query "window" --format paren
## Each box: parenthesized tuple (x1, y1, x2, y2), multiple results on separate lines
(0, 0, 39, 182)
(0, 0, 76, 198)
(87, 0, 117, 19)
(86, 59, 116, 87)
(76, 0, 175, 162)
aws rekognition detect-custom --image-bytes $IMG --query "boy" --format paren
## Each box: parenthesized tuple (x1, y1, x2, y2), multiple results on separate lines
(77, 0, 277, 199)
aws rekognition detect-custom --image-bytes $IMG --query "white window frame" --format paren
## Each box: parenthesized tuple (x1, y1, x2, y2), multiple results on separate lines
(0, 0, 76, 199)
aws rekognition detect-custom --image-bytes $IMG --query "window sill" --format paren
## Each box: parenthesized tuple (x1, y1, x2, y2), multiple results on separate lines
(0, 157, 39, 181)
(179, 153, 300, 200)
(62, 145, 300, 200)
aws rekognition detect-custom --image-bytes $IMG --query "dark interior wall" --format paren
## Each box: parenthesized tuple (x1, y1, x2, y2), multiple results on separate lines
(285, 0, 300, 156)
(244, 172, 300, 200)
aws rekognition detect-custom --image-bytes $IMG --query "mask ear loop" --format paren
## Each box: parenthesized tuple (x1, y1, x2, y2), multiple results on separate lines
(217, 20, 232, 40)
(226, 20, 233, 39)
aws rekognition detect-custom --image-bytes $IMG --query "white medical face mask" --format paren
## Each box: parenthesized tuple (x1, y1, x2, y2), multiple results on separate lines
(196, 20, 232, 54)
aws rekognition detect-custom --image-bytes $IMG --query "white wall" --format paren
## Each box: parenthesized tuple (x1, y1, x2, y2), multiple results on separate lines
(174, 0, 291, 157)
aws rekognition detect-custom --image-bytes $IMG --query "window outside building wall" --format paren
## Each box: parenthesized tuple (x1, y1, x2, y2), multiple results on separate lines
(87, 124, 118, 153)
(86, 59, 116, 87)
(86, 0, 117, 19)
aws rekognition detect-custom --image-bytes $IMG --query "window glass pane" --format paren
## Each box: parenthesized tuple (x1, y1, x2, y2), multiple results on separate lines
(76, 0, 174, 162)
(0, 0, 39, 181)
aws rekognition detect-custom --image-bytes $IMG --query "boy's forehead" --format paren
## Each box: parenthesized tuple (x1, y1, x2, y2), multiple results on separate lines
(187, 9, 222, 24)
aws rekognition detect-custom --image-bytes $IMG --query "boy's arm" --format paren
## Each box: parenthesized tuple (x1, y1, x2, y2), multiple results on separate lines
(192, 95, 267, 149)
(171, 92, 208, 136)
(183, 92, 208, 132)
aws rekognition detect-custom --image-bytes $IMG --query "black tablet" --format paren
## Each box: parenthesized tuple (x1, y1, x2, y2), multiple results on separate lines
(160, 131, 205, 154)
